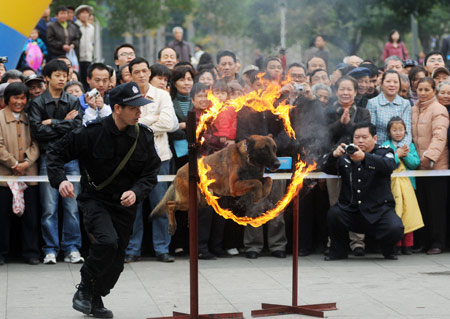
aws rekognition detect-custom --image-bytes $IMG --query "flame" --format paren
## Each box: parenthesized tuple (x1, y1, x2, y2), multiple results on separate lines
(196, 74, 316, 227)
(196, 78, 295, 143)
(198, 156, 317, 227)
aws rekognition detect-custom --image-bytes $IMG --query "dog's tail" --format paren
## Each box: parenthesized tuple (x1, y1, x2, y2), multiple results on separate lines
(150, 184, 176, 218)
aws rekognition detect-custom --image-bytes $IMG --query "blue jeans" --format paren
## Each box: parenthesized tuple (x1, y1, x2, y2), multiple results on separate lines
(126, 160, 170, 257)
(40, 155, 82, 256)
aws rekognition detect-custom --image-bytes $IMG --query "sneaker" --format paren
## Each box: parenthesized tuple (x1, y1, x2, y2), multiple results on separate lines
(353, 247, 365, 257)
(227, 248, 239, 256)
(64, 251, 84, 264)
(43, 253, 57, 264)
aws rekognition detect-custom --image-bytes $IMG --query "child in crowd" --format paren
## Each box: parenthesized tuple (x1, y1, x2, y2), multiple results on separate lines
(20, 29, 48, 73)
(228, 80, 244, 100)
(64, 81, 84, 98)
(382, 116, 424, 255)
(212, 80, 236, 146)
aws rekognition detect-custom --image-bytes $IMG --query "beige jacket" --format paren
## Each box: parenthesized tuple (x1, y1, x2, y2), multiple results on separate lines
(412, 97, 449, 170)
(139, 84, 179, 162)
(0, 108, 39, 186)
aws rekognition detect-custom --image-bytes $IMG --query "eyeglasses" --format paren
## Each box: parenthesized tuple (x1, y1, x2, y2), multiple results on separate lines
(429, 58, 444, 63)
(119, 52, 136, 58)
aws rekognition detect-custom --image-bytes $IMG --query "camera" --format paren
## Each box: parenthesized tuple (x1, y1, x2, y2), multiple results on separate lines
(0, 56, 8, 63)
(293, 83, 304, 93)
(87, 88, 100, 98)
(344, 143, 357, 155)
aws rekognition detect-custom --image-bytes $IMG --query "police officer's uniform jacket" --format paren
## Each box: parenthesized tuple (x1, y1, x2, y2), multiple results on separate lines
(322, 144, 397, 224)
(46, 114, 161, 205)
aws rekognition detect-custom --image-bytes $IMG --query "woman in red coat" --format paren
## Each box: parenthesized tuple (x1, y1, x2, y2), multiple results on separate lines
(382, 30, 409, 61)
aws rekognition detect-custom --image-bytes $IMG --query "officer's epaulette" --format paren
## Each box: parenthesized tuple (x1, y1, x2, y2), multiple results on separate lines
(380, 145, 391, 149)
(83, 119, 102, 127)
(138, 123, 154, 133)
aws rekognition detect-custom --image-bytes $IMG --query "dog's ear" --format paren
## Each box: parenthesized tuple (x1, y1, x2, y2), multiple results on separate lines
(267, 133, 273, 138)
(246, 136, 256, 151)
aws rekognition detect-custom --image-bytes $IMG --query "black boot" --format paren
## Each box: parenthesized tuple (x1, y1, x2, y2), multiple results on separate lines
(91, 295, 114, 318)
(72, 280, 93, 315)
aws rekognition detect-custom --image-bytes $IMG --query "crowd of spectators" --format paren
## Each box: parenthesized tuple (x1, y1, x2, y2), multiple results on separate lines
(2, 8, 450, 265)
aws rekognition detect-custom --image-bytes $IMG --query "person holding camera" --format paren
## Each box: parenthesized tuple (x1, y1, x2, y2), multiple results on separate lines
(80, 63, 112, 124)
(325, 75, 371, 255)
(322, 122, 404, 260)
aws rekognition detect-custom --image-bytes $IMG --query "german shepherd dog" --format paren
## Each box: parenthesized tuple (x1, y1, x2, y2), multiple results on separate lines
(150, 135, 281, 235)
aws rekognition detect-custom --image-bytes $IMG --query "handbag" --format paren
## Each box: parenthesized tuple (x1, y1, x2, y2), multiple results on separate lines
(66, 47, 79, 72)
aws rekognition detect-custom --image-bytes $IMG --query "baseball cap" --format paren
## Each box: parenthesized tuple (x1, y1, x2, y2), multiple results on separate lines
(109, 82, 153, 107)
(75, 5, 93, 17)
(24, 74, 45, 86)
(432, 67, 450, 78)
(403, 59, 418, 68)
(348, 67, 371, 79)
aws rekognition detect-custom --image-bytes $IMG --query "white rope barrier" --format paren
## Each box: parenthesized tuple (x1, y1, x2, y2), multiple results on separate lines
(3, 170, 450, 183)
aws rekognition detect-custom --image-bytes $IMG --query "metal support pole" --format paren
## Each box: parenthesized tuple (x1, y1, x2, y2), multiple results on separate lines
(411, 13, 419, 60)
(187, 111, 199, 319)
(292, 193, 299, 307)
(279, 0, 286, 50)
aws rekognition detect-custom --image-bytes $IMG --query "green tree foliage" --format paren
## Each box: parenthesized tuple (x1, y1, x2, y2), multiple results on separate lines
(379, 0, 450, 52)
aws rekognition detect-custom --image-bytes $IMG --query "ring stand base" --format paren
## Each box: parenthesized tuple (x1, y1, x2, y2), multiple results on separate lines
(251, 302, 337, 318)
(147, 311, 244, 319)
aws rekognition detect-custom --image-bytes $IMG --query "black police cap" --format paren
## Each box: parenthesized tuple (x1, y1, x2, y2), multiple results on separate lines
(109, 82, 153, 107)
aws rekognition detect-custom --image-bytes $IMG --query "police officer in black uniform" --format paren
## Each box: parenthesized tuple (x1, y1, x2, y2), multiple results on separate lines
(322, 122, 404, 261)
(46, 82, 161, 318)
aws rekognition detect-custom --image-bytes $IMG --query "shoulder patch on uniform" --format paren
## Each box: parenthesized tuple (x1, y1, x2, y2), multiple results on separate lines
(381, 145, 390, 149)
(138, 123, 153, 133)
(385, 152, 394, 159)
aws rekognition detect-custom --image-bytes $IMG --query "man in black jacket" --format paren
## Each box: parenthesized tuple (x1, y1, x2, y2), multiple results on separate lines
(46, 6, 80, 61)
(28, 60, 83, 265)
(46, 82, 161, 318)
(322, 122, 404, 260)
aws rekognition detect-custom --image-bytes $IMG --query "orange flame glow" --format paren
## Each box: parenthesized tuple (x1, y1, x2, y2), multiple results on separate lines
(198, 156, 317, 227)
(196, 80, 295, 143)
(196, 75, 316, 227)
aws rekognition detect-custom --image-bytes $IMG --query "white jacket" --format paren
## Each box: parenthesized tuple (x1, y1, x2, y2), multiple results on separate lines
(140, 84, 179, 162)
(75, 20, 94, 62)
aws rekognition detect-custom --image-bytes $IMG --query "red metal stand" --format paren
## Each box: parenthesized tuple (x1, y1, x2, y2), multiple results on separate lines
(147, 111, 243, 319)
(251, 192, 337, 318)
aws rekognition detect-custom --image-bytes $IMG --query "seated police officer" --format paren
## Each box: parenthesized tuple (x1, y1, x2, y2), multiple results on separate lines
(322, 122, 404, 260)
(46, 82, 161, 318)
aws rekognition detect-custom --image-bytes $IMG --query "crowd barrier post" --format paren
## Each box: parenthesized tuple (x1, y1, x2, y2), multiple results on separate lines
(250, 172, 337, 318)
(147, 111, 243, 319)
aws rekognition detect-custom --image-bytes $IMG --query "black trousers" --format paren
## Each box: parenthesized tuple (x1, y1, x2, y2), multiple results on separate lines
(0, 186, 40, 259)
(415, 177, 447, 250)
(327, 204, 404, 258)
(198, 206, 213, 253)
(298, 184, 329, 252)
(77, 193, 135, 297)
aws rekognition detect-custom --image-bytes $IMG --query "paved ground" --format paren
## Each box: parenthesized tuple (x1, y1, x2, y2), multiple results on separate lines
(1, 252, 450, 319)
